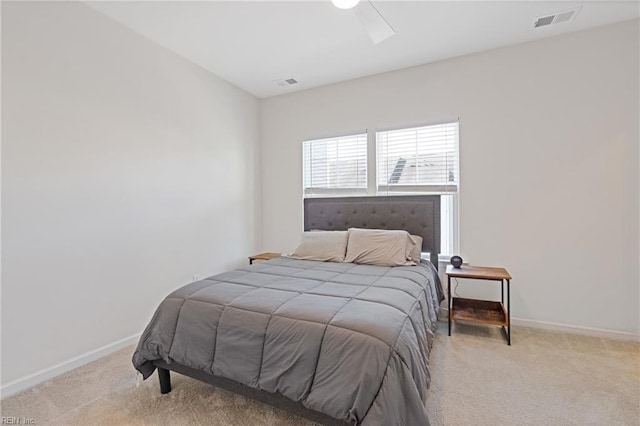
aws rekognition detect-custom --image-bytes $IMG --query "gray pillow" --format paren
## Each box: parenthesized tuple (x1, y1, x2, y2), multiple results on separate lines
(344, 228, 416, 267)
(289, 231, 349, 262)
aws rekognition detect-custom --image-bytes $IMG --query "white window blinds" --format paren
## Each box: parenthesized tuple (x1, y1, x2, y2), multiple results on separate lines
(377, 122, 459, 193)
(303, 133, 367, 197)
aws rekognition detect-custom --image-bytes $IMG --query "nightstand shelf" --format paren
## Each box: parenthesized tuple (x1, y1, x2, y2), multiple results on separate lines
(248, 252, 281, 264)
(446, 264, 512, 345)
(451, 298, 507, 327)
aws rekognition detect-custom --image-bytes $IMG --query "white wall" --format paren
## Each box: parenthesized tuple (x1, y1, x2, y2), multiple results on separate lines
(1, 2, 260, 390)
(260, 20, 639, 335)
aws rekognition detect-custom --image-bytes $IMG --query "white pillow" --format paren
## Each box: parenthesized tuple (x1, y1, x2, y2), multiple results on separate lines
(289, 231, 349, 262)
(344, 228, 416, 267)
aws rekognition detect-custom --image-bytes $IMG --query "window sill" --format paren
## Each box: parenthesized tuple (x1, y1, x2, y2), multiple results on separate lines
(438, 254, 454, 263)
(421, 253, 455, 263)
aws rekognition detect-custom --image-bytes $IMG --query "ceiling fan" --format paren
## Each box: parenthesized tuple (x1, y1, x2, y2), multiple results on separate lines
(332, 0, 396, 44)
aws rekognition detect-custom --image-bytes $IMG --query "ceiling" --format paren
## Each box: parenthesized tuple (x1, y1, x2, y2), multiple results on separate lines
(87, 1, 639, 98)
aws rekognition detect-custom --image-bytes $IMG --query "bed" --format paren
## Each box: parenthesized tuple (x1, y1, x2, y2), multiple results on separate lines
(132, 195, 443, 425)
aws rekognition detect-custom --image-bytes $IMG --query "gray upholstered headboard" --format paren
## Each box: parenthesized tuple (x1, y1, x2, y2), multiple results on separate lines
(303, 195, 441, 268)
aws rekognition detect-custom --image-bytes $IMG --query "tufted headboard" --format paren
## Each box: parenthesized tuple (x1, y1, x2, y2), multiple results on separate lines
(303, 195, 441, 268)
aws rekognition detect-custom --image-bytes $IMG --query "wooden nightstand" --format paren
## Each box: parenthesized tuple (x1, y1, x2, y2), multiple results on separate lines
(248, 252, 281, 265)
(446, 265, 512, 345)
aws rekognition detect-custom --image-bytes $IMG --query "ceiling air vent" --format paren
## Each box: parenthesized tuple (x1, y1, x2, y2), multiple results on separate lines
(534, 7, 582, 28)
(273, 78, 299, 88)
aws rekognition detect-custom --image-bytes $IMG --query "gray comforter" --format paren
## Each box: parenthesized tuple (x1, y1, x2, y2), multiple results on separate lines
(133, 257, 444, 425)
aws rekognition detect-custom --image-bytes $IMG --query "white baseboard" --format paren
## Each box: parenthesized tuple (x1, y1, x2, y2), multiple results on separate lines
(509, 317, 639, 341)
(0, 332, 141, 399)
(439, 308, 639, 342)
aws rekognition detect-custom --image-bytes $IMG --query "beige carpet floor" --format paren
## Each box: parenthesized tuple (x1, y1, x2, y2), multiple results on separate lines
(2, 323, 639, 425)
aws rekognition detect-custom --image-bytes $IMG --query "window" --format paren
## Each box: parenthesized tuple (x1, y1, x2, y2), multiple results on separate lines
(301, 122, 459, 257)
(376, 123, 458, 194)
(303, 133, 367, 197)
(377, 122, 459, 256)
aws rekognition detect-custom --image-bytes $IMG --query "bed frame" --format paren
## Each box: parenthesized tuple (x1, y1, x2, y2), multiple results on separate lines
(153, 195, 441, 425)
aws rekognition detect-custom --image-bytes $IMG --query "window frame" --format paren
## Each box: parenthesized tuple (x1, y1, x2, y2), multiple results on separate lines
(375, 121, 460, 257)
(301, 120, 460, 258)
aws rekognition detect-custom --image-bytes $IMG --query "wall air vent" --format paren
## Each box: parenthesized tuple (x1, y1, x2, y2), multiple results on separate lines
(273, 77, 299, 88)
(534, 7, 582, 28)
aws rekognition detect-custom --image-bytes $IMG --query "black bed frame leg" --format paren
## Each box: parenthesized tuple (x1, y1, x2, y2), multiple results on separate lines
(158, 368, 172, 394)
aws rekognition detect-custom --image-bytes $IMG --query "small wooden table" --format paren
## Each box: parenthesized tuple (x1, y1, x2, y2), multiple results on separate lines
(248, 252, 281, 264)
(446, 265, 512, 345)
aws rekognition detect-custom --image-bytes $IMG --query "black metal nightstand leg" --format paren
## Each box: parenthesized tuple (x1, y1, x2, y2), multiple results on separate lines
(507, 279, 511, 345)
(448, 275, 452, 336)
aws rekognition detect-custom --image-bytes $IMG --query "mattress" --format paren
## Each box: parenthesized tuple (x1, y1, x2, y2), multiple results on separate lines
(133, 256, 444, 425)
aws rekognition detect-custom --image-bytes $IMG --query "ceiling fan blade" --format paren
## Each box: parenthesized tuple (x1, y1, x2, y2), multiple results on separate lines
(353, 1, 396, 44)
